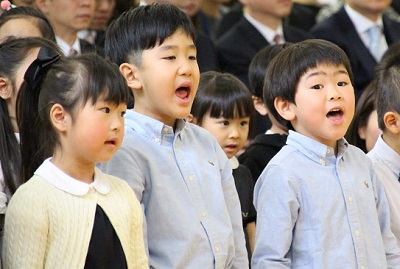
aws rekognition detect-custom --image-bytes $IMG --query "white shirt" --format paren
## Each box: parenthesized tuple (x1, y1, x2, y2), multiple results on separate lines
(243, 12, 285, 44)
(55, 36, 81, 56)
(344, 4, 388, 58)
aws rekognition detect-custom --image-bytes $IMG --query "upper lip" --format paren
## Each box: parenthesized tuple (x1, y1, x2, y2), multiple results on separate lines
(327, 105, 344, 114)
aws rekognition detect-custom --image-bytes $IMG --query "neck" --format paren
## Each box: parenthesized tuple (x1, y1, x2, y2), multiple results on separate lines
(246, 8, 282, 30)
(201, 0, 221, 18)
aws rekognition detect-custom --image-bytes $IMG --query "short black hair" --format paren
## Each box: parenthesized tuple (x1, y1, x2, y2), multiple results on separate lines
(375, 47, 400, 130)
(263, 39, 353, 130)
(105, 3, 196, 66)
(191, 71, 256, 135)
(248, 43, 292, 99)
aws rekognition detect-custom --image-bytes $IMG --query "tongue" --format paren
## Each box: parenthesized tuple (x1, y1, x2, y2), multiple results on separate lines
(327, 112, 341, 122)
(176, 88, 188, 99)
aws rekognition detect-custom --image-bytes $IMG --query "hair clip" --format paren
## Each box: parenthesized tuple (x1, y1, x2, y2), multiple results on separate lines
(1, 1, 16, 11)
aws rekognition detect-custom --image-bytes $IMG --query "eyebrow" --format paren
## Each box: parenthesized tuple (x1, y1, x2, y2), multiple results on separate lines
(306, 69, 349, 79)
(159, 44, 197, 51)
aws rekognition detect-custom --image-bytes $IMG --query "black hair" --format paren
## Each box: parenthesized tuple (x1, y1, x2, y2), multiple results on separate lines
(191, 71, 256, 136)
(375, 47, 400, 131)
(263, 39, 354, 131)
(0, 37, 61, 194)
(105, 3, 196, 66)
(0, 6, 56, 42)
(17, 53, 130, 183)
(248, 43, 292, 99)
(345, 80, 377, 153)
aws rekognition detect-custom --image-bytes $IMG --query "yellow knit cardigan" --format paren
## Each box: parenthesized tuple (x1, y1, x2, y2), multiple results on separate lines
(2, 170, 148, 269)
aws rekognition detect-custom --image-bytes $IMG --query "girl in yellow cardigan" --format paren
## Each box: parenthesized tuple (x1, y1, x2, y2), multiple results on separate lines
(2, 47, 148, 268)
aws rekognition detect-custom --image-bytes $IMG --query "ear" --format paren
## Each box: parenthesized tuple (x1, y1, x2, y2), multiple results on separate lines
(49, 103, 69, 132)
(383, 111, 400, 134)
(0, 77, 12, 100)
(358, 126, 367, 139)
(252, 96, 268, 116)
(186, 113, 194, 123)
(274, 97, 295, 121)
(119, 63, 142, 91)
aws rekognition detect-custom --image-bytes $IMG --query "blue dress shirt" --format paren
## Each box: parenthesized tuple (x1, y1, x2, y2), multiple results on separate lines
(252, 131, 400, 269)
(99, 110, 248, 269)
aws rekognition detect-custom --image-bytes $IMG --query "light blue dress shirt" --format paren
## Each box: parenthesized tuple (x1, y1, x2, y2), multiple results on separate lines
(99, 110, 248, 269)
(252, 131, 400, 269)
(368, 135, 400, 248)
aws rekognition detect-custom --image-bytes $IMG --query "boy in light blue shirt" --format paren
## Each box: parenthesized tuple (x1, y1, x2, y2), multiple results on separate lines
(367, 49, 400, 248)
(252, 39, 400, 269)
(98, 4, 248, 269)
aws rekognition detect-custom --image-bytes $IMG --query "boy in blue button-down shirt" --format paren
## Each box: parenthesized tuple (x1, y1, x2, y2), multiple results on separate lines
(252, 39, 400, 269)
(98, 4, 248, 269)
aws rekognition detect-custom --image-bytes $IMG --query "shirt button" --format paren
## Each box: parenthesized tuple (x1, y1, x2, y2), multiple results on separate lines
(319, 159, 325, 164)
(361, 266, 365, 269)
(163, 127, 168, 133)
(201, 212, 206, 217)
(155, 138, 160, 143)
(348, 197, 353, 203)
(326, 148, 331, 154)
(188, 176, 193, 182)
(355, 230, 360, 237)
(215, 246, 220, 253)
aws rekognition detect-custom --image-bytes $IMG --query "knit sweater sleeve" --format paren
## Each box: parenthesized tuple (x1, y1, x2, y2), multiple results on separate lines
(3, 177, 49, 269)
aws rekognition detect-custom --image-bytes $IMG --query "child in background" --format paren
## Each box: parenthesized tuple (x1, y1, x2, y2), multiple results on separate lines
(3, 52, 147, 268)
(189, 70, 256, 262)
(367, 50, 400, 248)
(99, 4, 248, 268)
(0, 37, 62, 251)
(345, 80, 381, 153)
(238, 44, 290, 183)
(252, 39, 400, 268)
(0, 5, 56, 42)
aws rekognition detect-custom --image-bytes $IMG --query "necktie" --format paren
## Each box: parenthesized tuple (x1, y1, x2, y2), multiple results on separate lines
(273, 34, 281, 45)
(68, 48, 78, 57)
(367, 25, 382, 61)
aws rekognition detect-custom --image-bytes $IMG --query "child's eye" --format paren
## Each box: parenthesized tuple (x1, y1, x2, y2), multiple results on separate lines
(101, 107, 110, 113)
(311, 84, 323, 90)
(163, 56, 176, 60)
(240, 121, 249, 127)
(121, 111, 126, 117)
(189, 55, 197, 60)
(219, 120, 229, 126)
(337, 81, 348, 86)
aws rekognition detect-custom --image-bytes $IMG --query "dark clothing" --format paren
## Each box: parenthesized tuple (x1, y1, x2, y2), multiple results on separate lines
(85, 205, 127, 269)
(216, 17, 312, 87)
(233, 164, 256, 266)
(195, 31, 221, 72)
(238, 133, 287, 183)
(311, 7, 400, 100)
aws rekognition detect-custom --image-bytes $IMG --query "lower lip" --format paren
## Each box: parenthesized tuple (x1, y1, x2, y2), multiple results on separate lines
(175, 95, 191, 105)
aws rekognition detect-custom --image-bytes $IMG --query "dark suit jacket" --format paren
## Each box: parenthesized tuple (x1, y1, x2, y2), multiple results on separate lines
(216, 16, 312, 87)
(311, 7, 400, 100)
(195, 31, 220, 72)
(80, 39, 97, 54)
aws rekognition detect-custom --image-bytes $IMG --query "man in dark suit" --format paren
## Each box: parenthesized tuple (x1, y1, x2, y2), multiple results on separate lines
(216, 0, 311, 136)
(216, 0, 311, 87)
(311, 0, 400, 100)
(36, 0, 97, 56)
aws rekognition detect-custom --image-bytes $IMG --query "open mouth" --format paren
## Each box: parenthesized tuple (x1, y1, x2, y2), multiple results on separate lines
(105, 140, 116, 146)
(326, 108, 343, 122)
(175, 86, 190, 100)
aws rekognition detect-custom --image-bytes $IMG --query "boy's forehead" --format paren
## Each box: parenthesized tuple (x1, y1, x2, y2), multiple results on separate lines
(156, 29, 195, 47)
(304, 63, 349, 74)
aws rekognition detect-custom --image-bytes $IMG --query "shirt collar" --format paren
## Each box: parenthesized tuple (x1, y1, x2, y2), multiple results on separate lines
(286, 130, 348, 166)
(229, 156, 239, 169)
(35, 158, 110, 196)
(372, 135, 400, 177)
(127, 110, 187, 143)
(243, 12, 284, 44)
(55, 36, 81, 56)
(344, 4, 383, 34)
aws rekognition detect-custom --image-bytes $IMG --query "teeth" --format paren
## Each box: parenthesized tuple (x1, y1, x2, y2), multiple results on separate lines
(330, 109, 340, 112)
